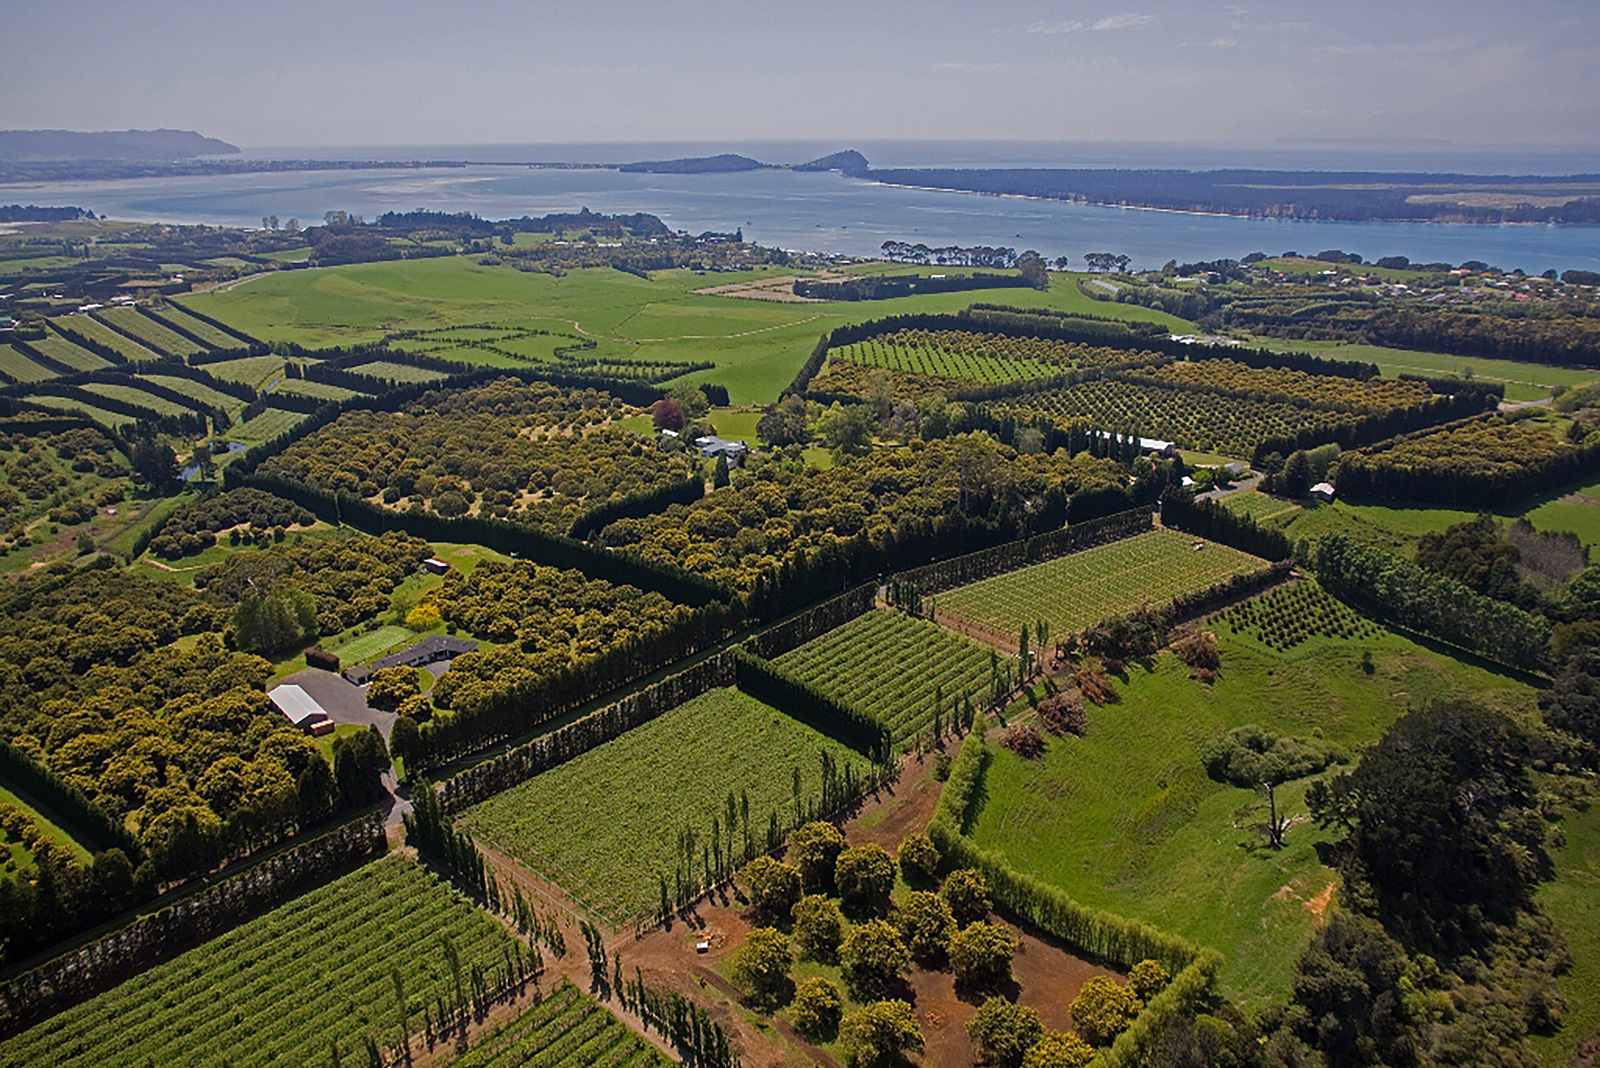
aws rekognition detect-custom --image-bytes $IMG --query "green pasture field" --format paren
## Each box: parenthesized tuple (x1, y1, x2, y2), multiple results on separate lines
(274, 378, 362, 401)
(80, 381, 194, 418)
(29, 334, 111, 373)
(183, 259, 1193, 404)
(1260, 337, 1597, 403)
(0, 854, 520, 1068)
(1532, 797, 1600, 1068)
(95, 306, 204, 358)
(0, 784, 95, 867)
(153, 304, 245, 349)
(230, 407, 305, 443)
(0, 345, 52, 383)
(52, 315, 164, 361)
(461, 686, 866, 922)
(203, 354, 285, 388)
(27, 394, 135, 428)
(937, 528, 1264, 639)
(262, 247, 313, 262)
(449, 981, 672, 1068)
(966, 597, 1539, 1009)
(1278, 484, 1600, 557)
(142, 373, 244, 411)
(774, 609, 993, 746)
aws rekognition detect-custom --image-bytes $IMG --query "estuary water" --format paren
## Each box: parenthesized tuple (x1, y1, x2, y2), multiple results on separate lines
(5, 140, 1598, 273)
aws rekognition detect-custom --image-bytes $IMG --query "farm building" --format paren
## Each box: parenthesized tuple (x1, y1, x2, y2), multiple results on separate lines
(344, 635, 479, 685)
(268, 685, 336, 735)
(694, 435, 749, 465)
(1310, 482, 1336, 502)
(423, 557, 451, 575)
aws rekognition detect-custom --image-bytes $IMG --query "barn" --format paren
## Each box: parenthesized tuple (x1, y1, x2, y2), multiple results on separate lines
(268, 684, 336, 735)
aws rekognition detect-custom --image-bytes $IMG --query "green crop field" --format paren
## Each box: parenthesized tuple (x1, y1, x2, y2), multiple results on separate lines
(1218, 489, 1302, 525)
(275, 378, 362, 401)
(938, 528, 1264, 639)
(51, 315, 163, 362)
(346, 360, 450, 383)
(94, 307, 204, 358)
(80, 382, 194, 418)
(28, 394, 136, 428)
(774, 609, 993, 746)
(205, 354, 286, 388)
(461, 686, 868, 922)
(0, 854, 521, 1068)
(153, 305, 244, 348)
(230, 407, 305, 443)
(965, 592, 1539, 1010)
(1263, 337, 1599, 404)
(0, 345, 52, 383)
(142, 374, 243, 411)
(449, 982, 672, 1068)
(30, 334, 111, 373)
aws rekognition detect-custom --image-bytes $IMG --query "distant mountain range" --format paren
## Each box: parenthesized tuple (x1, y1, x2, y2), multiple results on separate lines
(0, 129, 240, 162)
(618, 149, 869, 175)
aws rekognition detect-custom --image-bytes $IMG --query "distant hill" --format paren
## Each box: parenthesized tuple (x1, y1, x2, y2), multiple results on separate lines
(794, 149, 869, 175)
(0, 129, 240, 162)
(618, 153, 769, 174)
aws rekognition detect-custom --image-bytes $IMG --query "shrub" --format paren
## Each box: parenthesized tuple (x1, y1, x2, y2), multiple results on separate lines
(894, 890, 955, 962)
(1128, 958, 1171, 1000)
(1036, 692, 1086, 736)
(948, 921, 1017, 989)
(365, 666, 421, 712)
(405, 603, 442, 631)
(790, 976, 843, 1040)
(792, 894, 845, 960)
(1069, 975, 1138, 1046)
(836, 844, 896, 911)
(1021, 1031, 1096, 1068)
(840, 918, 910, 999)
(788, 821, 846, 892)
(897, 831, 940, 886)
(999, 723, 1045, 759)
(730, 927, 792, 1008)
(743, 856, 802, 920)
(840, 999, 924, 1068)
(968, 997, 1044, 1068)
(1171, 630, 1220, 670)
(941, 868, 992, 927)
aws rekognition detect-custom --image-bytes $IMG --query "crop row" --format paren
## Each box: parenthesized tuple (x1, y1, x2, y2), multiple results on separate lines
(938, 528, 1264, 638)
(774, 609, 992, 745)
(1216, 581, 1381, 652)
(450, 983, 670, 1068)
(1001, 378, 1362, 455)
(1140, 358, 1433, 413)
(0, 855, 520, 1068)
(95, 307, 205, 358)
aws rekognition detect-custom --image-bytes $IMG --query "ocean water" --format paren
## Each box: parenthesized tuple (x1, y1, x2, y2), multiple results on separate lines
(5, 141, 1598, 273)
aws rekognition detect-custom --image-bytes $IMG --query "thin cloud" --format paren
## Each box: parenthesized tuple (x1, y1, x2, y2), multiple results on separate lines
(1025, 13, 1154, 35)
(1210, 37, 1240, 47)
(1092, 14, 1156, 31)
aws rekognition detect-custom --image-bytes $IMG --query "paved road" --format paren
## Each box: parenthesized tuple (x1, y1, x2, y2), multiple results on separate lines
(278, 667, 413, 825)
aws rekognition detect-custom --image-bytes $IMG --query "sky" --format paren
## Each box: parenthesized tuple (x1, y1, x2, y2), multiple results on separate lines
(1, 0, 1596, 151)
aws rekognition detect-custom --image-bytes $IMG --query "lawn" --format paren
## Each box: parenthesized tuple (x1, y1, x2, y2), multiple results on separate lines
(0, 854, 521, 1068)
(1257, 337, 1598, 404)
(460, 686, 867, 923)
(937, 527, 1264, 639)
(330, 624, 416, 663)
(964, 600, 1540, 1010)
(1218, 489, 1302, 525)
(1280, 484, 1600, 557)
(774, 609, 994, 747)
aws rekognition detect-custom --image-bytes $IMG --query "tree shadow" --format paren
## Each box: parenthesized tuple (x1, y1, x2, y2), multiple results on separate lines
(953, 973, 1021, 1006)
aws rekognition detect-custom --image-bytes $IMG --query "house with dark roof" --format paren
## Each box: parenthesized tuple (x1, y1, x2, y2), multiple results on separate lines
(344, 635, 479, 685)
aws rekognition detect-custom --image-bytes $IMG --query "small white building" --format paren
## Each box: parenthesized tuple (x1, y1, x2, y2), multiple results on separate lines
(1310, 482, 1336, 503)
(268, 685, 335, 735)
